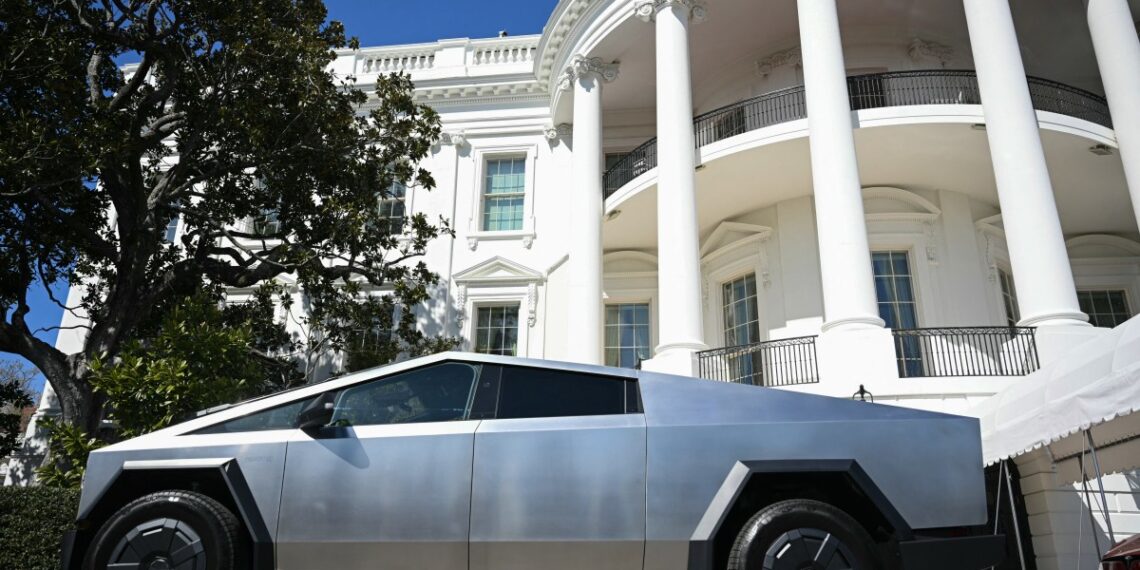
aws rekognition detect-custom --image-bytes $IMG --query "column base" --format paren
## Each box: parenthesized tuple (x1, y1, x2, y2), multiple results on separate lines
(641, 343, 709, 377)
(821, 315, 886, 333)
(1033, 324, 1110, 368)
(1018, 311, 1091, 328)
(813, 327, 900, 397)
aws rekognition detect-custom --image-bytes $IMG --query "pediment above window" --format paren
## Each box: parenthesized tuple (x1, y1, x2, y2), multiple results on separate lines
(699, 222, 774, 260)
(1066, 234, 1140, 259)
(862, 186, 941, 223)
(453, 256, 544, 285)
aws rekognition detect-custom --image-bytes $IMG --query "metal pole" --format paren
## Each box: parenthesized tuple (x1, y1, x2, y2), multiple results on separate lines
(1002, 459, 1028, 570)
(993, 460, 1005, 535)
(1078, 447, 1103, 557)
(1085, 429, 1117, 544)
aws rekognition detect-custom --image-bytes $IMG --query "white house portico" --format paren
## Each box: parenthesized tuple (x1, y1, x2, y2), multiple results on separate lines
(16, 0, 1140, 565)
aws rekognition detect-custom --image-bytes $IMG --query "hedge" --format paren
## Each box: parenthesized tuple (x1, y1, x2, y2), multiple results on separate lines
(0, 486, 79, 570)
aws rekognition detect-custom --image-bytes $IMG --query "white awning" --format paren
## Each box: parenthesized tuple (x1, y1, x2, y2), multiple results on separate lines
(971, 316, 1140, 482)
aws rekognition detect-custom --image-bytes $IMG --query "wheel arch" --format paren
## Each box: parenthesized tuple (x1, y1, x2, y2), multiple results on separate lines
(68, 459, 272, 570)
(686, 459, 914, 570)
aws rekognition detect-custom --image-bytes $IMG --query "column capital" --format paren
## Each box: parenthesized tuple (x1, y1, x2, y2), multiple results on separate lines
(558, 55, 620, 91)
(634, 0, 708, 23)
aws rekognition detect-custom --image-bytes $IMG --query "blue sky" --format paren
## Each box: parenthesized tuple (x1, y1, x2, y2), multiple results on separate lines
(4, 0, 558, 399)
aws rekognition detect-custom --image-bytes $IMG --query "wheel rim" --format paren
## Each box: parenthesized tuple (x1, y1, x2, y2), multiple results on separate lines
(762, 527, 859, 570)
(107, 518, 207, 570)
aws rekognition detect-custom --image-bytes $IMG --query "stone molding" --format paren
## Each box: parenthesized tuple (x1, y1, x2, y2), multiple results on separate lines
(634, 0, 708, 23)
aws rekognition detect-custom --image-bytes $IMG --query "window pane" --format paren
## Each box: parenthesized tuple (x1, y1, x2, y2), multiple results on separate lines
(482, 158, 526, 231)
(475, 305, 520, 356)
(871, 252, 919, 330)
(1078, 290, 1133, 328)
(604, 303, 652, 368)
(722, 274, 760, 348)
(330, 363, 479, 427)
(195, 398, 313, 434)
(496, 366, 628, 419)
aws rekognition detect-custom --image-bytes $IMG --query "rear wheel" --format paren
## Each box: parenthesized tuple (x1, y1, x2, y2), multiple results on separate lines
(84, 490, 246, 570)
(727, 498, 882, 570)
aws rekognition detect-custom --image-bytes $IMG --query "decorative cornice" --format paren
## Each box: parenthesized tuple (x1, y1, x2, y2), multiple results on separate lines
(558, 55, 620, 91)
(634, 0, 708, 23)
(907, 37, 955, 68)
(756, 46, 802, 77)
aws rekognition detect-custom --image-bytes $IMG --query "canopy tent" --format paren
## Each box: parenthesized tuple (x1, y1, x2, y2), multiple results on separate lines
(973, 316, 1140, 479)
(971, 315, 1140, 564)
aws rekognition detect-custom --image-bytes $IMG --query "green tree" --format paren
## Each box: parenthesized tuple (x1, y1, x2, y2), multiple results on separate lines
(0, 362, 35, 459)
(0, 0, 454, 437)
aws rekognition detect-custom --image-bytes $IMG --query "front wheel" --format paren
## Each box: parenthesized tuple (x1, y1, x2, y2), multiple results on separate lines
(727, 499, 883, 570)
(83, 490, 246, 570)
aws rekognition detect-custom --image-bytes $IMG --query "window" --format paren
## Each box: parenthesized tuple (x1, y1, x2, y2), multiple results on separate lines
(474, 305, 519, 356)
(252, 209, 281, 237)
(344, 313, 397, 373)
(873, 251, 920, 376)
(1078, 290, 1133, 328)
(330, 362, 480, 427)
(194, 398, 314, 434)
(723, 274, 760, 347)
(998, 269, 1020, 326)
(163, 216, 180, 243)
(872, 251, 919, 329)
(605, 304, 651, 368)
(494, 366, 631, 419)
(481, 158, 526, 231)
(376, 182, 406, 235)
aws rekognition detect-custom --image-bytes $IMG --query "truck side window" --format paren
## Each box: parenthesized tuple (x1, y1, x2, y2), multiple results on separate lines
(495, 366, 632, 419)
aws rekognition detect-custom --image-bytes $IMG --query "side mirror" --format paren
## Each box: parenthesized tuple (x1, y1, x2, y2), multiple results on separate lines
(297, 392, 336, 431)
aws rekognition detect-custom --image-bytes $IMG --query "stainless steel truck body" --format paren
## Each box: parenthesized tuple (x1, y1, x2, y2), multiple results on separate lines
(64, 352, 1003, 570)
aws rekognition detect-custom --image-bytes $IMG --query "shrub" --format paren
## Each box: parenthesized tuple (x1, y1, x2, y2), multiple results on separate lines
(0, 486, 80, 570)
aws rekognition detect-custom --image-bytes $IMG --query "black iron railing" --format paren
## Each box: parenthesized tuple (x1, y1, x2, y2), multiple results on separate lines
(892, 327, 1039, 378)
(696, 335, 819, 387)
(601, 70, 1111, 197)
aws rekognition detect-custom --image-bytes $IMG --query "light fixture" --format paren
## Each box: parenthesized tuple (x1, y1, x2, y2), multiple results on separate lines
(1088, 144, 1113, 156)
(852, 384, 874, 403)
(605, 209, 622, 221)
(970, 123, 987, 131)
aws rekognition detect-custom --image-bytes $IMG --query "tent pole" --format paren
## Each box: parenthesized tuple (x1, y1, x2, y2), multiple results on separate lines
(1002, 459, 1028, 570)
(1085, 429, 1116, 545)
(1078, 446, 1103, 557)
(993, 460, 1005, 535)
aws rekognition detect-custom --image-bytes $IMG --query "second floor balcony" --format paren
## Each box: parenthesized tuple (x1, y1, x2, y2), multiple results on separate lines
(603, 70, 1111, 197)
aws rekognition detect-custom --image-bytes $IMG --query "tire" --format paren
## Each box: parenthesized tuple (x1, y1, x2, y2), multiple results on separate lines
(83, 490, 246, 570)
(727, 498, 882, 570)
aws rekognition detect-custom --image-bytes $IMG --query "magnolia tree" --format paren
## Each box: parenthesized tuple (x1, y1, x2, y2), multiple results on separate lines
(0, 0, 457, 438)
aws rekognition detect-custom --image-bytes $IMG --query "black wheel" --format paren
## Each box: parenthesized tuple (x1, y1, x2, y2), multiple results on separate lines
(727, 499, 882, 570)
(84, 490, 246, 570)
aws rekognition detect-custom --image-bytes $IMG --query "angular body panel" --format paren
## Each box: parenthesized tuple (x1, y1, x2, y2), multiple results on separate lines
(73, 353, 991, 570)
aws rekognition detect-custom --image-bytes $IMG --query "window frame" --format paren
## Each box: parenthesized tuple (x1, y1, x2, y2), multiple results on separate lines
(603, 302, 653, 369)
(1076, 288, 1134, 328)
(190, 361, 485, 435)
(472, 364, 642, 421)
(472, 303, 521, 356)
(466, 144, 538, 249)
(871, 250, 921, 330)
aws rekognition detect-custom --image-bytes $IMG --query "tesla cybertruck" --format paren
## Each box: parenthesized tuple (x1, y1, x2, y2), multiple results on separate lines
(64, 352, 1003, 570)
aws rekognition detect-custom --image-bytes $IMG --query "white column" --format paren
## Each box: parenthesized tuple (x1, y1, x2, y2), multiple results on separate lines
(1087, 0, 1140, 229)
(636, 0, 709, 373)
(560, 56, 618, 364)
(963, 0, 1088, 327)
(797, 0, 883, 331)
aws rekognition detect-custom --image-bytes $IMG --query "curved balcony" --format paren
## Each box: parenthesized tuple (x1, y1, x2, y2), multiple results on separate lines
(602, 70, 1112, 198)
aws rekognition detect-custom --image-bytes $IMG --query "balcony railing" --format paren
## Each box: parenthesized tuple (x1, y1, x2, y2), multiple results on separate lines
(602, 70, 1111, 197)
(892, 327, 1040, 378)
(696, 336, 819, 387)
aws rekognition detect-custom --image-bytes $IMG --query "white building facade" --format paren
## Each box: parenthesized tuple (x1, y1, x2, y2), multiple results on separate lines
(14, 0, 1140, 566)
